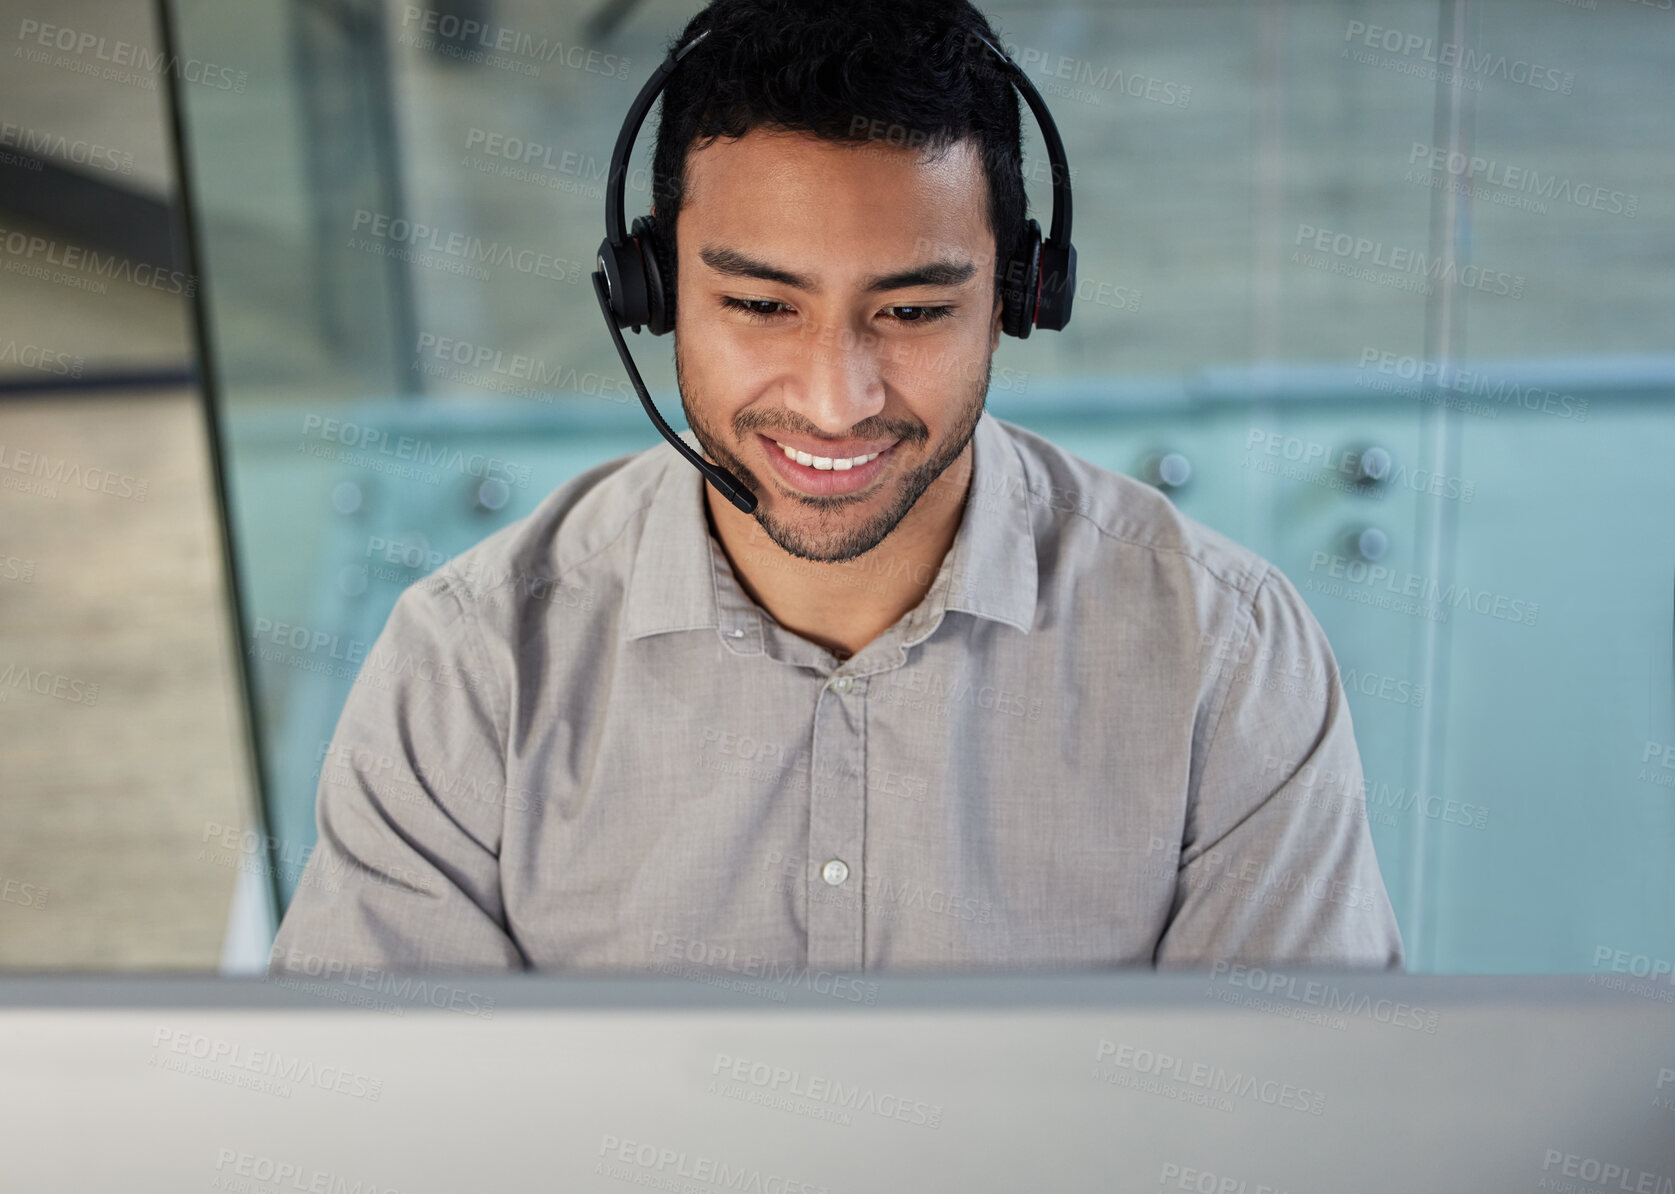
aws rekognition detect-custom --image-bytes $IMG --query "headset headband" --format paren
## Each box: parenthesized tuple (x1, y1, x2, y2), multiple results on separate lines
(603, 29, 713, 246)
(602, 26, 1075, 312)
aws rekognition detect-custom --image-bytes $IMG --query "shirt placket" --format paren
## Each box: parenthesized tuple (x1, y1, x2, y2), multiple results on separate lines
(805, 670, 868, 973)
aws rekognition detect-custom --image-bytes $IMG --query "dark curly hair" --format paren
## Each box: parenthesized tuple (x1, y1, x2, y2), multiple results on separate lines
(649, 0, 1025, 311)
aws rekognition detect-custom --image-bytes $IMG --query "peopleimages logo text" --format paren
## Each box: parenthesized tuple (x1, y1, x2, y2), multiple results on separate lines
(1308, 552, 1539, 627)
(1342, 21, 1575, 93)
(1294, 223, 1525, 298)
(398, 6, 631, 78)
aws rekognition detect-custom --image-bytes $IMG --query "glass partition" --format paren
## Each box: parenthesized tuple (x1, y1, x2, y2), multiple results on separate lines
(165, 0, 1675, 971)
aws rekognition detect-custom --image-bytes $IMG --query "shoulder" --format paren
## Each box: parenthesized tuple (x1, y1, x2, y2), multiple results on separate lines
(990, 415, 1276, 608)
(409, 438, 669, 623)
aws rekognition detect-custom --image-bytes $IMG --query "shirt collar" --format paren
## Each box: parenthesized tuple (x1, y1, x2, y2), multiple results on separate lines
(622, 409, 1037, 650)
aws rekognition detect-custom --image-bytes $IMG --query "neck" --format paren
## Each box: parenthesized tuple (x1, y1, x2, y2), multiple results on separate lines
(704, 443, 973, 660)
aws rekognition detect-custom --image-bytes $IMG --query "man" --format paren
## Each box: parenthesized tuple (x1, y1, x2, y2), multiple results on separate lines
(269, 0, 1403, 979)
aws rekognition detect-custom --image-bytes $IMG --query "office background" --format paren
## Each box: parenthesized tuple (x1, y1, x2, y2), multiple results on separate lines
(0, 0, 1670, 974)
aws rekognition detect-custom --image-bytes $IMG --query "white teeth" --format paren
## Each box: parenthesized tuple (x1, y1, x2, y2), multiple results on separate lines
(776, 441, 882, 471)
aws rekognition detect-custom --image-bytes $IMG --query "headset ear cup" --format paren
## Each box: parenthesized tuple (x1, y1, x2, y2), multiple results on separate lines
(632, 215, 677, 335)
(597, 236, 650, 331)
(1000, 221, 1043, 339)
(1033, 240, 1077, 332)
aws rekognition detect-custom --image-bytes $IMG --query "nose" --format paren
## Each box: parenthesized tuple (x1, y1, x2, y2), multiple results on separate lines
(784, 316, 887, 434)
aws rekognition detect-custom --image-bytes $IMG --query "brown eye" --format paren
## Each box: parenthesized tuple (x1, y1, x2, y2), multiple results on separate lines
(889, 305, 955, 323)
(721, 296, 791, 321)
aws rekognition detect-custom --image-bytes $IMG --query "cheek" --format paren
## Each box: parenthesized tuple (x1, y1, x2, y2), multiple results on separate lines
(682, 300, 769, 365)
(679, 333, 768, 421)
(705, 336, 781, 390)
(879, 331, 991, 394)
(679, 306, 749, 370)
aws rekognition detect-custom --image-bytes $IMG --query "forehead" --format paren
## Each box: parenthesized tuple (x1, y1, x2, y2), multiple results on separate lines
(677, 127, 992, 266)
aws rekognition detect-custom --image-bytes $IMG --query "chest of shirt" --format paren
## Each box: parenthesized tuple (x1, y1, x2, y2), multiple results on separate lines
(496, 641, 1198, 974)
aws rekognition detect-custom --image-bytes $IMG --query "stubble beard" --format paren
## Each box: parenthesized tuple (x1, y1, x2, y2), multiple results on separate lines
(675, 341, 989, 565)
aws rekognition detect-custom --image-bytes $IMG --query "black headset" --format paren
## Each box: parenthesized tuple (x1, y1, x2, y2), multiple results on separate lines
(591, 26, 1078, 515)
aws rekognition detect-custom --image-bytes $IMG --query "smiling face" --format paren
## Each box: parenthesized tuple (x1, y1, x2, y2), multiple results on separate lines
(671, 126, 1003, 564)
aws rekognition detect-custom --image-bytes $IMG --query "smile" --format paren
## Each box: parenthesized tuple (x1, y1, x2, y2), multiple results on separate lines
(769, 439, 887, 470)
(757, 434, 899, 497)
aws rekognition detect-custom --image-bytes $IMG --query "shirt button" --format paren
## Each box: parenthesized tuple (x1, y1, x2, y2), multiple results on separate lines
(821, 859, 849, 886)
(730, 628, 744, 638)
(829, 676, 852, 693)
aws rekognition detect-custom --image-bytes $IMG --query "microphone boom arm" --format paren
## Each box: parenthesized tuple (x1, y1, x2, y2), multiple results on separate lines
(590, 269, 759, 514)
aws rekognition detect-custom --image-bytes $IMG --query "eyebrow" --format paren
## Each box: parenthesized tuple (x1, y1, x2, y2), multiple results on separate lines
(697, 245, 977, 294)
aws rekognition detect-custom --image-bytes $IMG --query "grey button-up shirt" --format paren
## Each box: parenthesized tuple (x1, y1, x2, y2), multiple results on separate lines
(269, 410, 1404, 979)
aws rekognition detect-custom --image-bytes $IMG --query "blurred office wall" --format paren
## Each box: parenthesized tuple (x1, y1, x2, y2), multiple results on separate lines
(0, 0, 258, 968)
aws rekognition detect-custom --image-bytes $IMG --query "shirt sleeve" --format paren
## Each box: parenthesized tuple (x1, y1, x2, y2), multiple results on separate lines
(267, 570, 528, 977)
(1153, 563, 1406, 971)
